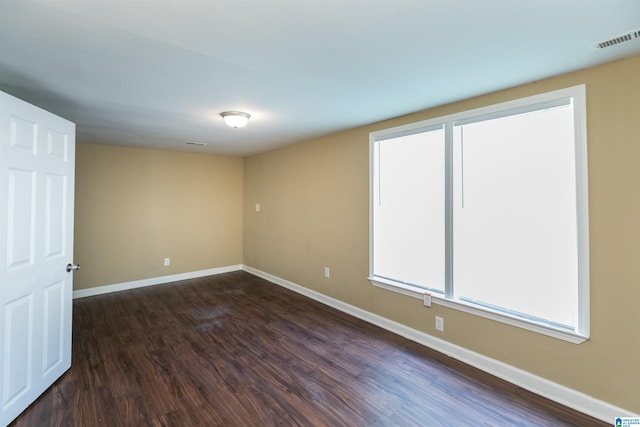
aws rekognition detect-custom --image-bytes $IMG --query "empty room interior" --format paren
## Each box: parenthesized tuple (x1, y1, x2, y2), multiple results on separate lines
(1, 1, 640, 426)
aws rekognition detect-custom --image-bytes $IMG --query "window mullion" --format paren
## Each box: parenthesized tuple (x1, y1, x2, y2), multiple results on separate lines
(444, 121, 454, 298)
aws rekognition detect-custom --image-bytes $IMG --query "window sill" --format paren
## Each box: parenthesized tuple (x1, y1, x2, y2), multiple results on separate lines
(368, 276, 588, 344)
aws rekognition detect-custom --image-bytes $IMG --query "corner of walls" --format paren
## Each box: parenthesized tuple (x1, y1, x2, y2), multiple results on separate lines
(74, 143, 244, 291)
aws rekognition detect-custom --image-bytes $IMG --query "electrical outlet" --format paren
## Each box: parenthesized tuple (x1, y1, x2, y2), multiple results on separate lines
(324, 267, 330, 278)
(423, 293, 432, 307)
(435, 316, 444, 332)
(255, 203, 261, 212)
(164, 258, 170, 266)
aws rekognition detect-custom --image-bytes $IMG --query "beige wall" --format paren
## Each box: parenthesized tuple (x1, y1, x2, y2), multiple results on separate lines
(73, 56, 639, 412)
(74, 143, 243, 289)
(243, 56, 640, 412)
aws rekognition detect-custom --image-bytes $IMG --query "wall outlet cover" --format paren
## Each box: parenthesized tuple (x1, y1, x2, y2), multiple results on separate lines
(423, 293, 432, 307)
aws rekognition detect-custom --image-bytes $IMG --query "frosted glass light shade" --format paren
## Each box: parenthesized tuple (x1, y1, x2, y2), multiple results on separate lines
(221, 111, 251, 128)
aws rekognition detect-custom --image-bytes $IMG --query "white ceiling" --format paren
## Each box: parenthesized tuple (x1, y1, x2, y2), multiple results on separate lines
(1, 1, 639, 157)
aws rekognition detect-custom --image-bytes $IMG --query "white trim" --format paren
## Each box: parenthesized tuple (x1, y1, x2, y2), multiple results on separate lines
(243, 265, 638, 423)
(368, 276, 588, 344)
(369, 84, 590, 341)
(573, 86, 591, 338)
(72, 264, 243, 299)
(369, 85, 587, 142)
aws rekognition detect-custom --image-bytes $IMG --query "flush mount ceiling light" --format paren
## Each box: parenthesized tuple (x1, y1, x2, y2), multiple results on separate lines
(220, 111, 251, 128)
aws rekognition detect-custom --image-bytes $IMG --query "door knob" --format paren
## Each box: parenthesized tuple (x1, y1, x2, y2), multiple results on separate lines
(66, 263, 80, 272)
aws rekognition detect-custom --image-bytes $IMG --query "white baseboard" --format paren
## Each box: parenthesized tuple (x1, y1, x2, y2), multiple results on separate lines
(72, 264, 243, 299)
(242, 265, 637, 423)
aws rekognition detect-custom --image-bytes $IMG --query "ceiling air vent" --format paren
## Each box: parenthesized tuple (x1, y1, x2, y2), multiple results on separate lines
(185, 141, 207, 147)
(593, 28, 640, 50)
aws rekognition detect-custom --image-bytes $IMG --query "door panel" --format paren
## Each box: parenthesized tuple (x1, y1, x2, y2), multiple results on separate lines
(6, 169, 36, 269)
(42, 280, 64, 376)
(45, 173, 66, 257)
(0, 91, 75, 426)
(9, 116, 37, 154)
(3, 295, 33, 407)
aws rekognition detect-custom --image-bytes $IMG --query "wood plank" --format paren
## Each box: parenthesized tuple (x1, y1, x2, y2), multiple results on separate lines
(10, 271, 606, 426)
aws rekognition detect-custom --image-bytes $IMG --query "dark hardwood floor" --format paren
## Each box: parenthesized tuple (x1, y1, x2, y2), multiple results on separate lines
(10, 271, 606, 427)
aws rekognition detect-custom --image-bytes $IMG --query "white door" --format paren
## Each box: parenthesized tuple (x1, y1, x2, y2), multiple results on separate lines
(0, 91, 76, 426)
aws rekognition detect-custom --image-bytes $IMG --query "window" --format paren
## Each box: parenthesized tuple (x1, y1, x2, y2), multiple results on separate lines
(369, 85, 589, 343)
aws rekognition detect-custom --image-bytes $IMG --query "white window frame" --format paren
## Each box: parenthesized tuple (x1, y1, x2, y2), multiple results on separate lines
(369, 85, 590, 344)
